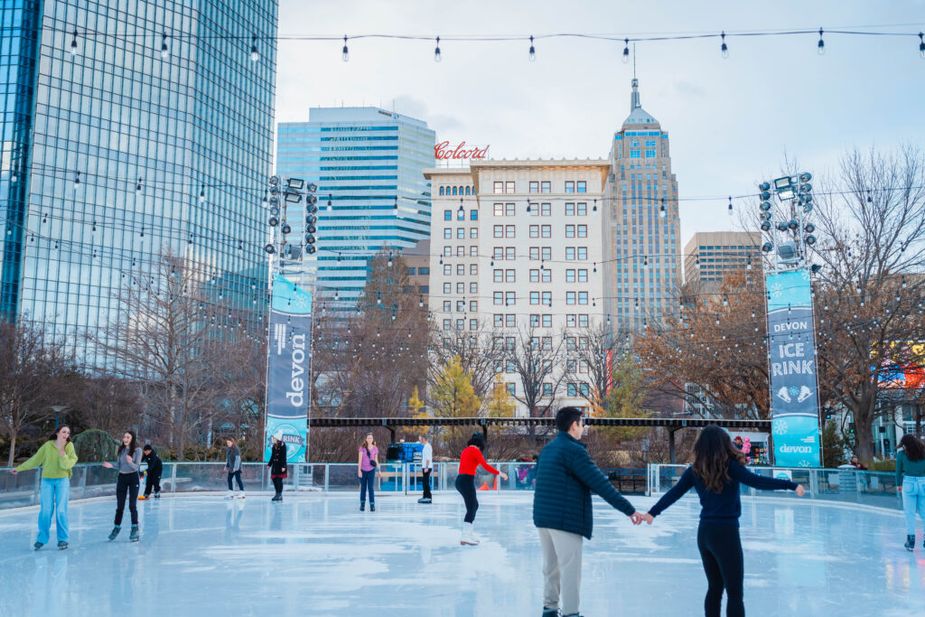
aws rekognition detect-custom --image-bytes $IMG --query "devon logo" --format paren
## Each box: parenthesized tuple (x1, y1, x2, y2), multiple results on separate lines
(779, 444, 813, 454)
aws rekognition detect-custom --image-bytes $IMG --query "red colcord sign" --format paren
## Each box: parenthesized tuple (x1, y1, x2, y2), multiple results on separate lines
(434, 140, 490, 160)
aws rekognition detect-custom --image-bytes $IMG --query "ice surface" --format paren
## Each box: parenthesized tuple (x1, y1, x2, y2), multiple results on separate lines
(0, 492, 922, 617)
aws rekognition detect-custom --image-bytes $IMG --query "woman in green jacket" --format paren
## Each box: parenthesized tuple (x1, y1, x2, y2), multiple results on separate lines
(11, 426, 79, 550)
(897, 434, 925, 551)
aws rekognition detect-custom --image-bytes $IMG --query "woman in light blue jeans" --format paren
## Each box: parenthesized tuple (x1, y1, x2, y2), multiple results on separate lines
(896, 434, 925, 551)
(10, 426, 79, 550)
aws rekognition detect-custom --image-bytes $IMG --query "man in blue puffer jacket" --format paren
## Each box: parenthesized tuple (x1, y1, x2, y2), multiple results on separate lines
(533, 407, 643, 617)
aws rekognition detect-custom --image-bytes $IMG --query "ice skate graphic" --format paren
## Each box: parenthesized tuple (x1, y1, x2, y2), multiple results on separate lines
(797, 385, 813, 403)
(776, 386, 792, 403)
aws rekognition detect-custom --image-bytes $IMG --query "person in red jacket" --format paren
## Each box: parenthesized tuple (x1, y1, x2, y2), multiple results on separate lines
(456, 432, 507, 545)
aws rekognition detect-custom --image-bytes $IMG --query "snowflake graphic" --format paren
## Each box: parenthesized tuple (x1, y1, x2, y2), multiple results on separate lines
(798, 460, 812, 468)
(769, 282, 785, 299)
(773, 419, 789, 434)
(290, 293, 311, 310)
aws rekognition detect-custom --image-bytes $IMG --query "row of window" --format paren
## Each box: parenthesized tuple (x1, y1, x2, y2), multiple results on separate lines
(438, 185, 475, 196)
(492, 180, 590, 194)
(443, 300, 479, 313)
(491, 202, 591, 217)
(405, 266, 430, 275)
(442, 263, 479, 276)
(441, 282, 479, 295)
(489, 224, 589, 239)
(489, 268, 589, 283)
(443, 245, 479, 257)
(443, 209, 479, 221)
(443, 227, 479, 239)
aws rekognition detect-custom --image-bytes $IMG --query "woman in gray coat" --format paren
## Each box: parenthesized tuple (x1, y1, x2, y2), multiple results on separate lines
(102, 430, 143, 542)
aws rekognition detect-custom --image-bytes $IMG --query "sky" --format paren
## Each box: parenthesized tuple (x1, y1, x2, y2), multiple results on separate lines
(275, 0, 925, 246)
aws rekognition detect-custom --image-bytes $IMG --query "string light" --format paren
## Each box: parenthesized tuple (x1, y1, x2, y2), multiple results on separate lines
(161, 33, 169, 59)
(69, 29, 78, 55)
(199, 185, 206, 203)
(528, 35, 536, 62)
(920, 32, 925, 58)
(342, 35, 349, 62)
(73, 171, 80, 190)
(622, 38, 630, 63)
(135, 177, 143, 193)
(250, 35, 260, 62)
(817, 27, 825, 55)
(434, 36, 441, 62)
(720, 31, 728, 58)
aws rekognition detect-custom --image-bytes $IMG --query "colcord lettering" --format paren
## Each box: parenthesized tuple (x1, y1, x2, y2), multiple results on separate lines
(285, 334, 307, 407)
(434, 140, 490, 160)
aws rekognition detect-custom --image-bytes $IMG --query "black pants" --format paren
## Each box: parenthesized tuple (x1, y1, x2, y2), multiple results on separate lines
(272, 477, 284, 495)
(360, 469, 375, 504)
(144, 473, 161, 497)
(115, 473, 140, 526)
(227, 470, 244, 491)
(455, 474, 478, 523)
(697, 523, 744, 617)
(422, 469, 432, 499)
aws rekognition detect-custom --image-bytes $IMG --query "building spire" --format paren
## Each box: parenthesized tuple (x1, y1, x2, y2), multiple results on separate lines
(630, 44, 640, 111)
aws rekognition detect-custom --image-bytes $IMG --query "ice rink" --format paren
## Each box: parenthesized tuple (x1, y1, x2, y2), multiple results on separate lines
(0, 491, 923, 617)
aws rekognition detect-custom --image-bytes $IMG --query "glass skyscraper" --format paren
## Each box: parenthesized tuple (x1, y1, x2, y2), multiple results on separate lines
(1, 0, 277, 367)
(276, 107, 435, 312)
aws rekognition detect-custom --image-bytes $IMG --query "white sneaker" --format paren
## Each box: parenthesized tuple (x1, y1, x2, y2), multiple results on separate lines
(225, 491, 235, 499)
(238, 491, 246, 500)
(460, 522, 480, 546)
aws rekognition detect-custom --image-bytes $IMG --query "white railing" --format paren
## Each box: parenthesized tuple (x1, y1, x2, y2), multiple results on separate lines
(646, 464, 902, 511)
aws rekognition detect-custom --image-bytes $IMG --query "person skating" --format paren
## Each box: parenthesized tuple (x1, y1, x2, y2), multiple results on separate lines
(267, 431, 288, 502)
(456, 432, 507, 545)
(138, 444, 162, 500)
(357, 433, 379, 511)
(10, 426, 78, 550)
(418, 434, 433, 504)
(102, 431, 143, 542)
(896, 434, 925, 551)
(642, 425, 805, 617)
(224, 437, 245, 499)
(533, 407, 643, 617)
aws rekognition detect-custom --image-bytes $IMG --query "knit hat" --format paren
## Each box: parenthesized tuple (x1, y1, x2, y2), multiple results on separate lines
(273, 430, 284, 442)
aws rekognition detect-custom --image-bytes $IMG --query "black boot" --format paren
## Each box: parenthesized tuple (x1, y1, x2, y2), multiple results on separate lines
(905, 534, 915, 551)
(108, 526, 121, 541)
(370, 502, 376, 512)
(130, 525, 140, 542)
(360, 501, 365, 511)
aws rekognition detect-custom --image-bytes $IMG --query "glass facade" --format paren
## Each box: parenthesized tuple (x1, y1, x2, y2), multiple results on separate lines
(276, 107, 434, 312)
(0, 0, 277, 367)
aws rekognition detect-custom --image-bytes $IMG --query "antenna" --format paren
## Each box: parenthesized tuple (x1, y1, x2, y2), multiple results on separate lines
(633, 43, 637, 78)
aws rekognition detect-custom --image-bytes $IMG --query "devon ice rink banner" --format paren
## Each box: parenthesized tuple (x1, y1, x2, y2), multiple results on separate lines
(765, 269, 821, 467)
(264, 274, 312, 463)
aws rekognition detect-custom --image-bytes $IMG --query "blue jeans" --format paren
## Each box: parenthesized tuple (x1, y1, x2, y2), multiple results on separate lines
(360, 469, 376, 504)
(37, 478, 70, 544)
(902, 476, 925, 535)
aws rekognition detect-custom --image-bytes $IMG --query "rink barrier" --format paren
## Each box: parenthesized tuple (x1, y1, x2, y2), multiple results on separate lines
(0, 461, 541, 510)
(647, 464, 903, 511)
(0, 462, 902, 511)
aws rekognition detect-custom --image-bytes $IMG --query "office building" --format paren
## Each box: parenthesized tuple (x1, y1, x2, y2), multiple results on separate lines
(683, 231, 761, 291)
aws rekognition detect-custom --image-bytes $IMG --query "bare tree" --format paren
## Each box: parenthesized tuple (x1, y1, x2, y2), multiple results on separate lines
(429, 322, 505, 403)
(809, 146, 925, 463)
(565, 323, 632, 413)
(506, 326, 566, 419)
(0, 321, 74, 465)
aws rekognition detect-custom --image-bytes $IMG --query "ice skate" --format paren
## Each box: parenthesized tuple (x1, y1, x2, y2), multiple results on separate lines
(108, 525, 121, 541)
(541, 608, 560, 617)
(460, 522, 479, 546)
(130, 525, 140, 542)
(905, 534, 915, 551)
(57, 541, 68, 550)
(33, 542, 44, 551)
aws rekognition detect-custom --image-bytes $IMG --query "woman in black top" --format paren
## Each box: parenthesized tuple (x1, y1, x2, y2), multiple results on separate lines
(643, 426, 805, 617)
(267, 431, 288, 502)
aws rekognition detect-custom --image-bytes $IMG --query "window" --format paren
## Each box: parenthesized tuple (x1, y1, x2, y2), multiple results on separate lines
(566, 314, 576, 327)
(505, 383, 516, 396)
(505, 225, 516, 238)
(493, 203, 504, 216)
(469, 319, 478, 331)
(565, 181, 575, 193)
(456, 264, 465, 275)
(470, 245, 478, 256)
(577, 181, 587, 193)
(470, 301, 478, 312)
(530, 225, 539, 238)
(494, 225, 504, 238)
(530, 314, 540, 327)
(443, 228, 452, 239)
(578, 269, 588, 283)
(541, 269, 551, 283)
(542, 383, 553, 396)
(443, 283, 451, 294)
(470, 209, 478, 221)
(566, 225, 575, 238)
(542, 337, 552, 351)
(439, 187, 445, 196)
(566, 291, 576, 305)
(457, 282, 465, 294)
(470, 281, 478, 292)
(470, 228, 478, 239)
(630, 149, 641, 158)
(493, 247, 504, 261)
(443, 319, 451, 331)
(566, 337, 577, 352)
(494, 269, 504, 283)
(457, 208, 465, 221)
(505, 181, 515, 193)
(443, 264, 452, 275)
(469, 265, 478, 276)
(444, 210, 452, 221)
(578, 336, 589, 350)
(456, 319, 465, 331)
(529, 181, 539, 193)
(541, 225, 551, 238)
(505, 269, 516, 283)
(542, 291, 552, 306)
(494, 181, 504, 194)
(457, 228, 465, 239)
(530, 291, 540, 305)
(577, 202, 587, 215)
(645, 149, 656, 158)
(579, 383, 590, 397)
(505, 291, 516, 306)
(420, 267, 430, 275)
(542, 314, 552, 328)
(567, 383, 577, 397)
(579, 361, 589, 374)
(494, 314, 504, 327)
(542, 247, 551, 260)
(456, 246, 465, 257)
(566, 247, 576, 260)
(577, 247, 587, 260)
(578, 291, 588, 305)
(541, 181, 551, 193)
(565, 202, 575, 216)
(541, 202, 551, 216)
(505, 314, 516, 327)
(577, 225, 587, 238)
(566, 269, 576, 283)
(505, 247, 515, 260)
(530, 247, 540, 260)
(443, 301, 452, 312)
(456, 300, 466, 312)
(494, 292, 503, 305)
(505, 203, 515, 216)
(443, 246, 452, 257)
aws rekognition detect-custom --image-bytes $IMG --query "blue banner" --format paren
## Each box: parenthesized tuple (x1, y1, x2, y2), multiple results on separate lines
(263, 274, 312, 463)
(766, 269, 821, 467)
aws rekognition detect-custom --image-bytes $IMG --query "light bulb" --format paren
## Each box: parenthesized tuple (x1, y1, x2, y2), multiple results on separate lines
(528, 35, 536, 62)
(622, 38, 629, 63)
(161, 33, 169, 59)
(70, 29, 78, 55)
(342, 35, 349, 62)
(434, 36, 441, 62)
(250, 35, 259, 62)
(919, 33, 924, 58)
(817, 28, 825, 55)
(721, 31, 728, 58)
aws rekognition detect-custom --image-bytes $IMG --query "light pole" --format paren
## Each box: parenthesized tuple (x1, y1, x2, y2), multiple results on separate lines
(758, 172, 816, 271)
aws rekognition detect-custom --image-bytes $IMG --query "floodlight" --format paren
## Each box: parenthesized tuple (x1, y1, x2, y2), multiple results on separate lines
(760, 221, 772, 231)
(759, 201, 772, 211)
(804, 223, 815, 233)
(286, 178, 305, 190)
(281, 223, 291, 234)
(268, 216, 279, 227)
(805, 235, 817, 245)
(799, 172, 812, 183)
(283, 191, 302, 204)
(306, 183, 318, 193)
(269, 176, 280, 187)
(306, 194, 318, 205)
(264, 243, 276, 254)
(777, 241, 799, 263)
(762, 241, 774, 253)
(758, 182, 771, 191)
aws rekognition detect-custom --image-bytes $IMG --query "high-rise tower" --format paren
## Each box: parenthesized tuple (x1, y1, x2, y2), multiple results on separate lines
(603, 78, 681, 334)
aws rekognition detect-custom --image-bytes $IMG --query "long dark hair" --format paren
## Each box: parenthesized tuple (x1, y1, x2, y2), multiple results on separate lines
(118, 430, 138, 455)
(692, 426, 746, 494)
(900, 434, 925, 462)
(49, 426, 71, 443)
(467, 432, 486, 452)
